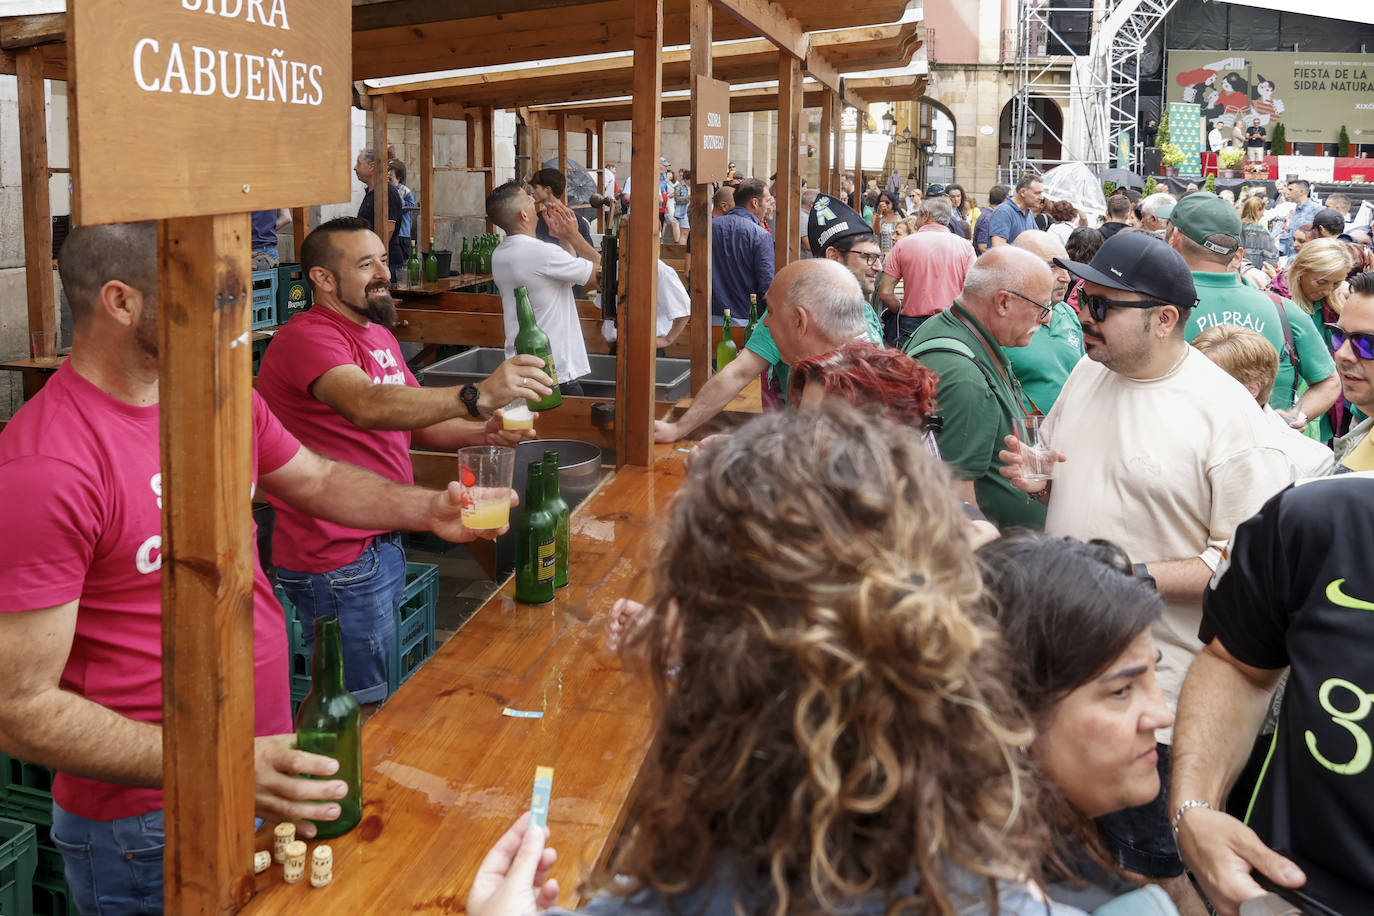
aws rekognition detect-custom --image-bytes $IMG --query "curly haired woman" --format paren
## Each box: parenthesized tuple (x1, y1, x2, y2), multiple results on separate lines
(468, 403, 1081, 916)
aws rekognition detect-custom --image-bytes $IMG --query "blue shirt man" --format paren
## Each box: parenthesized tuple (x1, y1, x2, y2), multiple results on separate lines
(1281, 180, 1321, 258)
(711, 178, 775, 325)
(988, 175, 1043, 247)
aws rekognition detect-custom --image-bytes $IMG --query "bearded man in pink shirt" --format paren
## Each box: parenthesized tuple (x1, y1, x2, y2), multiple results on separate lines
(0, 222, 505, 914)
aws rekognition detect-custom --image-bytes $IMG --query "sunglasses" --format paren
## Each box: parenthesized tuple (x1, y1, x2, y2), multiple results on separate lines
(1078, 292, 1171, 323)
(1002, 289, 1052, 320)
(1328, 323, 1374, 360)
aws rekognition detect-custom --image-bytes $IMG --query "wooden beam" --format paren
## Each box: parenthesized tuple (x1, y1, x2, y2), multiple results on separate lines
(819, 90, 833, 195)
(708, 0, 807, 60)
(482, 107, 496, 233)
(775, 54, 799, 268)
(158, 213, 256, 915)
(557, 113, 568, 192)
(622, 0, 662, 467)
(372, 95, 390, 245)
(353, 0, 590, 30)
(687, 0, 713, 395)
(420, 99, 435, 251)
(851, 102, 862, 203)
(0, 13, 66, 50)
(802, 48, 842, 98)
(16, 48, 53, 350)
(290, 208, 310, 263)
(787, 59, 803, 251)
(590, 123, 604, 233)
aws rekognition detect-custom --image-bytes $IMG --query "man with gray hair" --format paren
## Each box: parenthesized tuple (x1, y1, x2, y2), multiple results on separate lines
(1005, 230, 1083, 412)
(354, 148, 406, 280)
(1139, 192, 1177, 233)
(761, 259, 867, 367)
(878, 196, 976, 347)
(904, 245, 1053, 528)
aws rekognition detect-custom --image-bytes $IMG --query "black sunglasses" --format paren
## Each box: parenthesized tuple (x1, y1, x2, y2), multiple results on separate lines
(1078, 291, 1170, 323)
(1328, 323, 1374, 360)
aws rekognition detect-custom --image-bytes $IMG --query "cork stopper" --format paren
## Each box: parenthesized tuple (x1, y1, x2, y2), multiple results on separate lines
(253, 850, 271, 874)
(272, 822, 296, 863)
(310, 844, 333, 888)
(282, 840, 308, 884)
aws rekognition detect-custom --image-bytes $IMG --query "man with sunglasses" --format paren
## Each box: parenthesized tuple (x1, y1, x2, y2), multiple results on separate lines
(654, 196, 884, 442)
(1331, 272, 1374, 471)
(905, 245, 1054, 530)
(1000, 231, 1291, 910)
(1164, 191, 1339, 430)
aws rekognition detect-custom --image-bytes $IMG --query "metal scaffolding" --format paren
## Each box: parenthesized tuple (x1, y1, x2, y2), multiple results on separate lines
(1010, 0, 1179, 177)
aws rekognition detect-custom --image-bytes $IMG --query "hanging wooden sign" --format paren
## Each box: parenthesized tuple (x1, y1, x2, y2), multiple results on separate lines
(693, 74, 730, 183)
(70, 0, 351, 224)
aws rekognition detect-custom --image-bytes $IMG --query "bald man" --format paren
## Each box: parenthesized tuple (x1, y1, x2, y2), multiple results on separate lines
(761, 259, 868, 367)
(1005, 230, 1084, 412)
(904, 246, 1053, 528)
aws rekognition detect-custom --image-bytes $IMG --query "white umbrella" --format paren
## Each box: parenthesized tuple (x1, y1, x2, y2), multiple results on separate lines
(1039, 162, 1107, 224)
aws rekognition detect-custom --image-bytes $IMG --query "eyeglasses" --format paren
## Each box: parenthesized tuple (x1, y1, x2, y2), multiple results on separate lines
(1328, 324, 1374, 360)
(846, 250, 883, 266)
(1078, 291, 1174, 323)
(1002, 289, 1052, 320)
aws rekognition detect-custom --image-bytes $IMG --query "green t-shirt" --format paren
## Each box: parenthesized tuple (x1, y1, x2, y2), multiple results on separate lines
(1185, 272, 1335, 415)
(744, 302, 884, 403)
(906, 302, 1047, 530)
(1004, 301, 1084, 414)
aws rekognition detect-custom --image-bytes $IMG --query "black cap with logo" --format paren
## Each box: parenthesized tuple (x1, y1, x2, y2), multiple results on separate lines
(1054, 231, 1199, 310)
(807, 194, 875, 258)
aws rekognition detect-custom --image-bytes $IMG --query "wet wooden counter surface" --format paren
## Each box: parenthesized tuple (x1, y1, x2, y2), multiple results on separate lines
(244, 445, 687, 913)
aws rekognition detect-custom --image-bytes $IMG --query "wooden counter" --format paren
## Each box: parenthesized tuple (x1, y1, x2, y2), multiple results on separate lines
(244, 444, 687, 913)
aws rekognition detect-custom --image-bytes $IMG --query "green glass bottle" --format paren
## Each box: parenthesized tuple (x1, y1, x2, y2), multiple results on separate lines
(295, 615, 362, 839)
(405, 238, 421, 287)
(424, 237, 439, 283)
(542, 451, 570, 589)
(514, 463, 556, 605)
(716, 309, 738, 369)
(460, 237, 470, 275)
(513, 286, 562, 410)
(745, 293, 760, 340)
(481, 235, 495, 293)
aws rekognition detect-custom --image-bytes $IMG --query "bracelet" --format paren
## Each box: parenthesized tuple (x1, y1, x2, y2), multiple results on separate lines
(1171, 799, 1213, 837)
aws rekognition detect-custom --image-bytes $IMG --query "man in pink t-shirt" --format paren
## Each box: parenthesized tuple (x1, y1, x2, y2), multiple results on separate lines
(877, 197, 977, 348)
(258, 217, 543, 705)
(0, 222, 507, 914)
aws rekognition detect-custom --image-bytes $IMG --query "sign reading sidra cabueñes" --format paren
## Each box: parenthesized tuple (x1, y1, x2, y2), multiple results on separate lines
(71, 0, 350, 224)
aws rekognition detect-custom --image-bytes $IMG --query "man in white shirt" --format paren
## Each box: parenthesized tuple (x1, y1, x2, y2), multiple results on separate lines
(487, 181, 602, 393)
(999, 231, 1291, 911)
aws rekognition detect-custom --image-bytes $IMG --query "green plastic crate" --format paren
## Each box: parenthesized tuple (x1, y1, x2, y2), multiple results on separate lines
(0, 818, 37, 916)
(250, 269, 278, 331)
(0, 754, 52, 829)
(31, 870, 77, 916)
(275, 262, 312, 325)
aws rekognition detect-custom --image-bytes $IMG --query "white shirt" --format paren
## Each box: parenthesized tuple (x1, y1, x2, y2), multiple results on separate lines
(491, 234, 594, 383)
(656, 260, 691, 338)
(1042, 349, 1292, 736)
(1262, 404, 1335, 479)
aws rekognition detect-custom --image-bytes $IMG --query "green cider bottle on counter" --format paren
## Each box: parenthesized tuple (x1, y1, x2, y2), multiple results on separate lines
(405, 238, 422, 286)
(716, 309, 738, 369)
(514, 463, 557, 605)
(745, 293, 760, 340)
(460, 237, 471, 275)
(513, 286, 562, 411)
(424, 237, 439, 283)
(542, 450, 570, 589)
(295, 615, 362, 839)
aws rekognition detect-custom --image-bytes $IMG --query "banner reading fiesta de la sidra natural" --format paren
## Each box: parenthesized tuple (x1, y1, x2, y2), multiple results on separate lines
(1166, 50, 1374, 145)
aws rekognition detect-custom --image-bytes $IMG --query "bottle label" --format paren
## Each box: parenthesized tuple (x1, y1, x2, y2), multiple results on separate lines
(537, 540, 556, 582)
(543, 356, 559, 386)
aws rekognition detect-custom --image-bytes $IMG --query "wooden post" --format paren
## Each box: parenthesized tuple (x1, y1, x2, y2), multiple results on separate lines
(775, 54, 799, 268)
(528, 111, 542, 181)
(557, 113, 568, 193)
(819, 92, 833, 195)
(290, 208, 309, 262)
(482, 107, 496, 232)
(372, 95, 390, 245)
(420, 98, 435, 250)
(621, 0, 663, 467)
(158, 213, 256, 916)
(597, 121, 608, 234)
(16, 48, 54, 355)
(851, 104, 862, 203)
(588, 123, 603, 233)
(687, 0, 713, 394)
(832, 94, 843, 193)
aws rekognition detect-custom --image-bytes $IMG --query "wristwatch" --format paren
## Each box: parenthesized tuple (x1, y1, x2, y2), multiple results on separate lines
(459, 383, 482, 418)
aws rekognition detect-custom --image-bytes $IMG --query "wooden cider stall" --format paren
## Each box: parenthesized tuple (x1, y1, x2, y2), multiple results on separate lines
(0, 0, 919, 912)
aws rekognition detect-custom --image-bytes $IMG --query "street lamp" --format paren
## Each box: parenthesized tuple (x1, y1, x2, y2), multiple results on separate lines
(881, 107, 897, 137)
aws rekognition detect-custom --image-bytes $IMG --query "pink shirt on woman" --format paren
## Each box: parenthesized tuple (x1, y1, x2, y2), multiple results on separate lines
(883, 224, 977, 318)
(0, 364, 298, 820)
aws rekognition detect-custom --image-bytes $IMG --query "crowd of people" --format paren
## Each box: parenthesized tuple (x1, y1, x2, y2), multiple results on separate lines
(5, 143, 1374, 916)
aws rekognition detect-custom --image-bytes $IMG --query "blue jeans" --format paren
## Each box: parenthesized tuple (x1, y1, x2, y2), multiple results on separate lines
(882, 310, 930, 349)
(52, 805, 265, 916)
(275, 533, 406, 704)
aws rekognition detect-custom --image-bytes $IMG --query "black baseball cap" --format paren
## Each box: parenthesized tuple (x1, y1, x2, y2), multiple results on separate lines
(808, 194, 875, 257)
(1054, 231, 1199, 310)
(926, 184, 947, 197)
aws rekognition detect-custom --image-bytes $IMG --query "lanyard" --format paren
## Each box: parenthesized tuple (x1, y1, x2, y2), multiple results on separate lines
(953, 310, 1043, 416)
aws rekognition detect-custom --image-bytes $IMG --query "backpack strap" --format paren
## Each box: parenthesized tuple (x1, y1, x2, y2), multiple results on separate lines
(906, 336, 1003, 395)
(1264, 290, 1301, 403)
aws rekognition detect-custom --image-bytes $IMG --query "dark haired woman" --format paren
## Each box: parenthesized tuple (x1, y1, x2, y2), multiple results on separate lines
(468, 404, 1086, 916)
(1063, 226, 1104, 313)
(947, 184, 972, 240)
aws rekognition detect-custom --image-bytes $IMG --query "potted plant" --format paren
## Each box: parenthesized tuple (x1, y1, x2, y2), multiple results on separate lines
(1270, 122, 1286, 157)
(1157, 107, 1170, 149)
(1339, 125, 1351, 158)
(1159, 142, 1185, 177)
(1219, 147, 1245, 177)
(1204, 174, 1217, 194)
(1143, 175, 1158, 197)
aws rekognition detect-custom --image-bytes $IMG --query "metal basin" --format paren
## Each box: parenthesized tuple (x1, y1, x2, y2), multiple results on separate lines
(422, 347, 691, 402)
(494, 439, 606, 578)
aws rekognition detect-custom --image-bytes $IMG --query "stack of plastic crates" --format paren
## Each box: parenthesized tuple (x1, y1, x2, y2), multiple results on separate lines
(0, 753, 77, 915)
